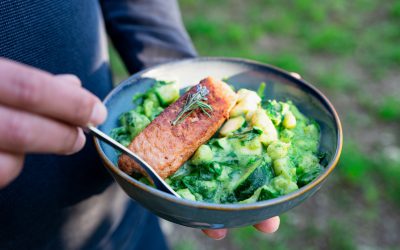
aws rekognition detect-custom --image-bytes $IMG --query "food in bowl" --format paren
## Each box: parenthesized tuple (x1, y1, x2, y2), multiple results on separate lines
(111, 77, 324, 204)
(117, 77, 237, 179)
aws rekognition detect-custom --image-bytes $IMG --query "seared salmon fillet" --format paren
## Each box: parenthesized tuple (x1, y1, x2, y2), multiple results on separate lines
(118, 77, 237, 179)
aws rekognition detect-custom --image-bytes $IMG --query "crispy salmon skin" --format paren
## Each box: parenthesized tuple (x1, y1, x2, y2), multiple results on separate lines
(118, 77, 237, 179)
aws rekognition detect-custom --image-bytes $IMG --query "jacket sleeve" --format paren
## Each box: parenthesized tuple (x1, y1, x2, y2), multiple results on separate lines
(100, 0, 197, 74)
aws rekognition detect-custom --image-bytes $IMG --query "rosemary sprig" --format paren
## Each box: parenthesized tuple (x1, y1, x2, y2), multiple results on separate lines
(171, 84, 213, 126)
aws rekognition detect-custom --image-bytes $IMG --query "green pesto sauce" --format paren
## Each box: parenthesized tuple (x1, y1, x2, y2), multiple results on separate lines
(111, 81, 324, 204)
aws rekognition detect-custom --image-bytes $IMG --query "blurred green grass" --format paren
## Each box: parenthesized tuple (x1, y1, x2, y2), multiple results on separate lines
(109, 0, 400, 249)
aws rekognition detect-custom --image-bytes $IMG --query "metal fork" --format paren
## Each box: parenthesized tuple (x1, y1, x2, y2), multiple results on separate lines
(87, 125, 180, 198)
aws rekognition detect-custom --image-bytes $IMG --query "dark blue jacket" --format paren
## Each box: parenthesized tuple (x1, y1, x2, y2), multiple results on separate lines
(0, 0, 196, 249)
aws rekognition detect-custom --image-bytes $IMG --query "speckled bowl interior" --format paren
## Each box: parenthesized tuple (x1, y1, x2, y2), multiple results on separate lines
(94, 57, 342, 229)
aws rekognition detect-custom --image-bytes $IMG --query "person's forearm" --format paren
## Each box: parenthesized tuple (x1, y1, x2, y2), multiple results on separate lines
(100, 0, 197, 74)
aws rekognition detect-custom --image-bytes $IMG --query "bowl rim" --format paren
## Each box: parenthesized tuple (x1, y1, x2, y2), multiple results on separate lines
(94, 56, 343, 211)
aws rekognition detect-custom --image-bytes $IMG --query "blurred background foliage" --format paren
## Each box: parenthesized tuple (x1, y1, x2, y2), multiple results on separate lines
(109, 0, 400, 249)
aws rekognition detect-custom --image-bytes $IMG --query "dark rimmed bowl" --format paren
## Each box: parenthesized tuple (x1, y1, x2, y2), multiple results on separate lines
(94, 57, 342, 229)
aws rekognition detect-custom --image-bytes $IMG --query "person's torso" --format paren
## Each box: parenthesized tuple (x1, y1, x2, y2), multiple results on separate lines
(0, 1, 152, 249)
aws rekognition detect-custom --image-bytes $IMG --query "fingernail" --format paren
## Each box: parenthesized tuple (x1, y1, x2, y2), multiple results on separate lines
(70, 129, 86, 155)
(202, 229, 227, 240)
(254, 216, 280, 234)
(213, 231, 226, 240)
(90, 102, 107, 125)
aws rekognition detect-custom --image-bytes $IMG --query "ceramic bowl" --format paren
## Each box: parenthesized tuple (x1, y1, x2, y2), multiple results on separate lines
(94, 57, 342, 229)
